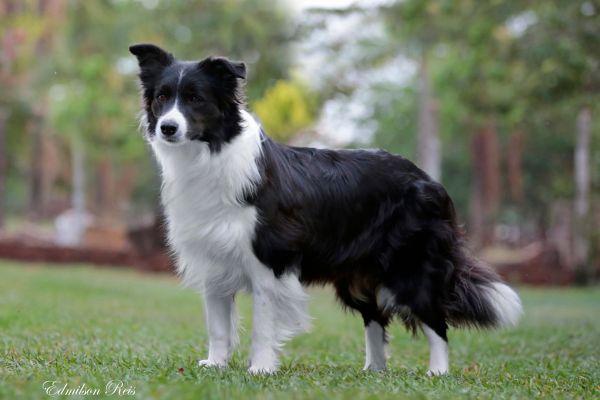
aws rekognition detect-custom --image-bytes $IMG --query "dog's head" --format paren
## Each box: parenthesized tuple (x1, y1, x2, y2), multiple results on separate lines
(129, 44, 246, 152)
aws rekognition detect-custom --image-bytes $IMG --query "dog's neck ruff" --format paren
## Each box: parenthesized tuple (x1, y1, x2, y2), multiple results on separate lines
(149, 110, 264, 294)
(150, 110, 263, 206)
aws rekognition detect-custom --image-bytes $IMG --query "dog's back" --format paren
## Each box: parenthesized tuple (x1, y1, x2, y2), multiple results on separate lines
(251, 137, 521, 337)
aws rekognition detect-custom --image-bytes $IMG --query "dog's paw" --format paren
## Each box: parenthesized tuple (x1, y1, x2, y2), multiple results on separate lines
(248, 364, 278, 375)
(426, 368, 448, 376)
(363, 363, 387, 372)
(248, 350, 279, 375)
(197, 359, 227, 368)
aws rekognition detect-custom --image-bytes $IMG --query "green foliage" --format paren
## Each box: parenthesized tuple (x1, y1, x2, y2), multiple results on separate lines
(364, 0, 600, 225)
(254, 79, 316, 142)
(368, 84, 418, 157)
(0, 2, 63, 213)
(1, 262, 599, 399)
(128, 0, 294, 102)
(519, 1, 600, 104)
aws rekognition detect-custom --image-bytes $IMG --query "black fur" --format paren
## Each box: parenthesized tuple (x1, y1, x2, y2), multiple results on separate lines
(248, 138, 503, 340)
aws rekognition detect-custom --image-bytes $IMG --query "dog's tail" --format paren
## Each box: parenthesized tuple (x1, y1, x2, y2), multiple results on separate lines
(414, 180, 523, 329)
(444, 248, 523, 329)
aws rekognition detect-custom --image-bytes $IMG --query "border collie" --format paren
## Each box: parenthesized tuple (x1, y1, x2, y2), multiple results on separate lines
(129, 44, 523, 375)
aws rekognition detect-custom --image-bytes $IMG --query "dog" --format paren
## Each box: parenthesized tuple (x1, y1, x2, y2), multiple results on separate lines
(129, 43, 523, 375)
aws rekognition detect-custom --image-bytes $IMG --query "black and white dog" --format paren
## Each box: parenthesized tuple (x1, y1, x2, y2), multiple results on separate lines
(129, 44, 522, 375)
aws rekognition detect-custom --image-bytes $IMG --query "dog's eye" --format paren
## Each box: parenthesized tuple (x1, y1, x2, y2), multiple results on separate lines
(190, 95, 205, 103)
(157, 94, 167, 103)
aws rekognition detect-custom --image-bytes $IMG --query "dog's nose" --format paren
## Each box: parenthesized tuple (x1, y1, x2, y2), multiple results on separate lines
(160, 122, 178, 137)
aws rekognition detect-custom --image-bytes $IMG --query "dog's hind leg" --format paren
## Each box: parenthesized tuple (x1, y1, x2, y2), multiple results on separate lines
(335, 280, 389, 371)
(364, 320, 388, 371)
(412, 297, 449, 375)
(422, 322, 449, 375)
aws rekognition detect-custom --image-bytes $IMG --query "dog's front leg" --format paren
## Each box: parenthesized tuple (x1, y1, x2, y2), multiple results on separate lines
(248, 285, 279, 374)
(198, 293, 235, 368)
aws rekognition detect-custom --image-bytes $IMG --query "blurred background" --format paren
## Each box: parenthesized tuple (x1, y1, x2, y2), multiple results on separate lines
(0, 0, 598, 285)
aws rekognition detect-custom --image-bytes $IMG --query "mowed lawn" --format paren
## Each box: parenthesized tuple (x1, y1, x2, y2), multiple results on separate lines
(1, 262, 599, 399)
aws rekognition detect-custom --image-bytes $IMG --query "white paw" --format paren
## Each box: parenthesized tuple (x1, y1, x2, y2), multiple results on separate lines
(248, 363, 278, 375)
(427, 368, 448, 376)
(363, 363, 387, 371)
(248, 348, 279, 375)
(197, 359, 227, 368)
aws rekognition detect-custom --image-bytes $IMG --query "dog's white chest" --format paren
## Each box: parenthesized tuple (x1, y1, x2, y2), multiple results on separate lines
(164, 184, 258, 263)
(150, 110, 264, 292)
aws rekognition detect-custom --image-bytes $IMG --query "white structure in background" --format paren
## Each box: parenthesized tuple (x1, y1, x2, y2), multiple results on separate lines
(55, 143, 92, 246)
(293, 1, 415, 148)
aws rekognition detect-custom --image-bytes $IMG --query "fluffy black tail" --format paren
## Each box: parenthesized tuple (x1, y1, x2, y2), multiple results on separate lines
(395, 179, 522, 331)
(444, 248, 523, 328)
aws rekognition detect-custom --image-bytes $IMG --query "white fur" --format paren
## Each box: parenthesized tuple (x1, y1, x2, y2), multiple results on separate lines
(482, 282, 523, 327)
(422, 324, 449, 375)
(150, 110, 310, 373)
(152, 110, 263, 293)
(364, 321, 387, 371)
(198, 294, 237, 367)
(248, 268, 310, 374)
(155, 100, 188, 140)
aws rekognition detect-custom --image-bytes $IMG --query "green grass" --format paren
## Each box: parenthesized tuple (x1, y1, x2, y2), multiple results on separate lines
(1, 261, 599, 399)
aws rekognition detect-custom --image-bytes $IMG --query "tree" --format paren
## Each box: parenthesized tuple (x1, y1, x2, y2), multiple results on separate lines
(380, 0, 462, 182)
(254, 79, 316, 142)
(371, 1, 525, 246)
(518, 1, 600, 282)
(0, 0, 67, 224)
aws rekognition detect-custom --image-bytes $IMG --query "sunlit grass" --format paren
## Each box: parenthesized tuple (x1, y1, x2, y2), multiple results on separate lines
(1, 261, 598, 399)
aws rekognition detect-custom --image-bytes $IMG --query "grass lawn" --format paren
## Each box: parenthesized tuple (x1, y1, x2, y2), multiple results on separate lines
(1, 261, 599, 399)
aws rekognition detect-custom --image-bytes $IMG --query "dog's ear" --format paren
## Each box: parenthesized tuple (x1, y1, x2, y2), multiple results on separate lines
(129, 44, 174, 86)
(129, 43, 174, 69)
(198, 56, 247, 81)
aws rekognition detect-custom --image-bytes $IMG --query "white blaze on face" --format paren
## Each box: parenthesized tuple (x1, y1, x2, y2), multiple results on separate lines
(155, 100, 188, 140)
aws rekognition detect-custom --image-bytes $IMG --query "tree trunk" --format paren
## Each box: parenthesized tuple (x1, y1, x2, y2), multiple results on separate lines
(29, 116, 44, 219)
(469, 120, 500, 249)
(507, 130, 524, 202)
(416, 52, 441, 182)
(72, 142, 86, 213)
(114, 163, 137, 215)
(95, 157, 114, 217)
(0, 109, 8, 229)
(574, 106, 592, 284)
